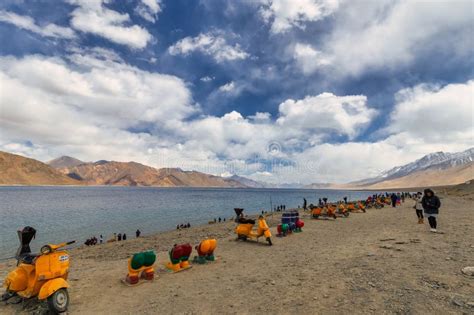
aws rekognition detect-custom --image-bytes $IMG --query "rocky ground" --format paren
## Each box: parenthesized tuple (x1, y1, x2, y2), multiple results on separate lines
(1, 186, 473, 314)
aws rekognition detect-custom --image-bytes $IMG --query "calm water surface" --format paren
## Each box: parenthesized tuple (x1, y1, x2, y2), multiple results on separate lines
(0, 186, 379, 260)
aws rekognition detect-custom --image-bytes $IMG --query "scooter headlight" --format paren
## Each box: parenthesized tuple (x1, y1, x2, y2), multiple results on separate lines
(40, 245, 52, 254)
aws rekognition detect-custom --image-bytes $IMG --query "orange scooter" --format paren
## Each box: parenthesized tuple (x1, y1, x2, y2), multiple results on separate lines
(311, 205, 337, 219)
(234, 208, 272, 245)
(2, 227, 75, 313)
(336, 203, 350, 217)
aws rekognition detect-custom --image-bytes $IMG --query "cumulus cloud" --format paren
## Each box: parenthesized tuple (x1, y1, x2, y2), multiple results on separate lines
(168, 32, 249, 62)
(135, 0, 162, 23)
(69, 0, 153, 49)
(0, 10, 76, 39)
(259, 0, 339, 34)
(388, 81, 474, 144)
(300, 0, 474, 76)
(293, 42, 331, 74)
(277, 93, 377, 139)
(0, 53, 195, 163)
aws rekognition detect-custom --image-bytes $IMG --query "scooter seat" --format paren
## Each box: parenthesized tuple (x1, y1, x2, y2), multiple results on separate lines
(18, 253, 38, 264)
(238, 218, 255, 225)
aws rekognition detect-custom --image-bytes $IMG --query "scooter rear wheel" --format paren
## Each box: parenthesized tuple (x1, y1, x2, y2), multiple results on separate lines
(47, 288, 69, 313)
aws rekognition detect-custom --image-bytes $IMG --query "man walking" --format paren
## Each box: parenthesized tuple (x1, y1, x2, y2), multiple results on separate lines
(422, 189, 441, 233)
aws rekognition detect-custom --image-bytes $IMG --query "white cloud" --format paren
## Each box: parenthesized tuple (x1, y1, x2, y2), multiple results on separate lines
(277, 92, 377, 139)
(0, 10, 76, 39)
(135, 0, 162, 23)
(249, 112, 271, 123)
(69, 0, 153, 49)
(200, 76, 214, 82)
(168, 32, 249, 62)
(0, 53, 195, 163)
(307, 0, 474, 77)
(218, 81, 235, 92)
(293, 42, 331, 74)
(259, 0, 340, 34)
(388, 81, 474, 144)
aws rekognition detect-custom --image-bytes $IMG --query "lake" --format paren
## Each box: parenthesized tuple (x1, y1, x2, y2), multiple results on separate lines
(0, 186, 379, 260)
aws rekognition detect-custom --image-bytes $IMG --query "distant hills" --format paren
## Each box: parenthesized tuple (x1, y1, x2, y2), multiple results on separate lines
(0, 151, 79, 185)
(55, 159, 245, 187)
(0, 151, 247, 187)
(1, 147, 472, 188)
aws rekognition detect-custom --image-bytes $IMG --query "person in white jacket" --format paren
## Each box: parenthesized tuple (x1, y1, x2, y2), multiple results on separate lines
(414, 192, 424, 224)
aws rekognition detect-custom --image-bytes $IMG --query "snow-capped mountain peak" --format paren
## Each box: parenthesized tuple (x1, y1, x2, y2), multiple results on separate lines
(355, 147, 474, 185)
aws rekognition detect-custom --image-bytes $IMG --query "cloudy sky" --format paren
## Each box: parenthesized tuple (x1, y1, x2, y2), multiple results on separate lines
(0, 0, 473, 184)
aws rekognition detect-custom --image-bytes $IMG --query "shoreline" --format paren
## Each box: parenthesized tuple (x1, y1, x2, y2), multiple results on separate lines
(0, 182, 467, 191)
(1, 186, 472, 314)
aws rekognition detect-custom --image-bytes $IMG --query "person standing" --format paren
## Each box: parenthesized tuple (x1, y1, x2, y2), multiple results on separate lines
(99, 234, 103, 244)
(390, 193, 397, 207)
(414, 192, 424, 224)
(303, 198, 307, 211)
(117, 233, 122, 241)
(422, 189, 441, 233)
(123, 233, 127, 241)
(136, 229, 141, 238)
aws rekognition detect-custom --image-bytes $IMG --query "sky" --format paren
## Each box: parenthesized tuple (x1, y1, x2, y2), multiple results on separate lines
(0, 0, 473, 184)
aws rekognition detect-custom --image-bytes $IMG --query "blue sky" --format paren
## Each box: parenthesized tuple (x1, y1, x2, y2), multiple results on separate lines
(0, 0, 473, 184)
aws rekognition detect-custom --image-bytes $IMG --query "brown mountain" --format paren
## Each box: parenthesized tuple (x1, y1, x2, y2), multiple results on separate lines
(0, 151, 81, 185)
(47, 156, 84, 169)
(56, 160, 246, 187)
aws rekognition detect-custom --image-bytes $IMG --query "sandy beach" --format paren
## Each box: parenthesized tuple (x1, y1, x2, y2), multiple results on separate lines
(1, 186, 473, 314)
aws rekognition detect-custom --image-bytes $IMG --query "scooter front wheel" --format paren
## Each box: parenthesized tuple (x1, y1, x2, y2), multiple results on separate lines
(47, 288, 69, 313)
(237, 234, 248, 241)
(266, 237, 272, 246)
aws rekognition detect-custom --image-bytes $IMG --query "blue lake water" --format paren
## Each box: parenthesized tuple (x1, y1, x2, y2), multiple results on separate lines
(0, 186, 378, 260)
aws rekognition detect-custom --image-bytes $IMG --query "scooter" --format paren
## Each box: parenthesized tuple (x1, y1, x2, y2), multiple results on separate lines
(336, 203, 350, 217)
(311, 205, 337, 220)
(234, 208, 272, 246)
(2, 226, 75, 314)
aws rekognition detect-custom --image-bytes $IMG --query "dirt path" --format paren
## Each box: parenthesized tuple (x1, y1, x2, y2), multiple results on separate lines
(1, 194, 473, 314)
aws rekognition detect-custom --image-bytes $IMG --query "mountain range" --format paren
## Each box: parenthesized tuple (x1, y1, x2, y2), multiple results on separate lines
(346, 147, 473, 189)
(0, 148, 472, 188)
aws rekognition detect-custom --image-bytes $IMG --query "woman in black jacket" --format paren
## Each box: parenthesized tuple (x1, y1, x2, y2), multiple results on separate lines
(422, 189, 441, 232)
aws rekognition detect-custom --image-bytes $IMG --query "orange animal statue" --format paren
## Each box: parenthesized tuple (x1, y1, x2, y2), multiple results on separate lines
(193, 239, 217, 264)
